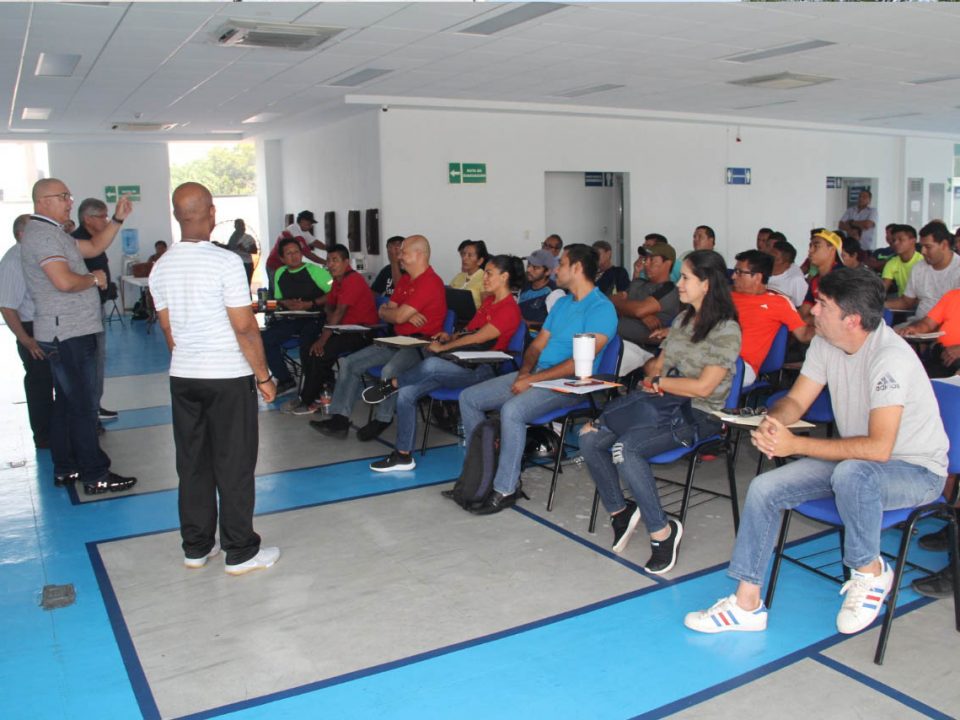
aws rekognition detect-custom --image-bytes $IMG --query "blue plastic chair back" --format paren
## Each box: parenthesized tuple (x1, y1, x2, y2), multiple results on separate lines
(723, 357, 745, 411)
(883, 308, 894, 327)
(933, 380, 960, 474)
(758, 325, 789, 375)
(596, 334, 622, 376)
(443, 309, 456, 335)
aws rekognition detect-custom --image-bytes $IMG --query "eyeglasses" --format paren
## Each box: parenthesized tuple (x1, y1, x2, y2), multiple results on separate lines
(732, 268, 756, 276)
(42, 192, 73, 202)
(542, 243, 561, 251)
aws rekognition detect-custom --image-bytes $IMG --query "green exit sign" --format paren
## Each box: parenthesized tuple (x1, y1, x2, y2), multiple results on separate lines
(449, 162, 486, 184)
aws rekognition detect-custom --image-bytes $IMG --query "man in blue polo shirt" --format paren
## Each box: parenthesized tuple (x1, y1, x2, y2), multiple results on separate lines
(459, 244, 618, 514)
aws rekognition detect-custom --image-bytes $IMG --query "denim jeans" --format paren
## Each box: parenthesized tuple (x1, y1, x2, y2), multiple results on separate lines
(459, 372, 584, 495)
(394, 356, 494, 453)
(729, 457, 946, 586)
(261, 317, 323, 383)
(579, 399, 721, 535)
(94, 329, 105, 406)
(39, 334, 111, 481)
(328, 344, 423, 422)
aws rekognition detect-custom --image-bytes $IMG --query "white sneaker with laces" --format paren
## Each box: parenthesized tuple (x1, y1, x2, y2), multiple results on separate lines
(225, 546, 281, 576)
(836, 560, 893, 634)
(684, 594, 768, 633)
(184, 542, 220, 569)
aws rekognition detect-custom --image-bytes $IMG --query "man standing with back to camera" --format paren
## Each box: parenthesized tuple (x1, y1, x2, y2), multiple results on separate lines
(150, 182, 279, 575)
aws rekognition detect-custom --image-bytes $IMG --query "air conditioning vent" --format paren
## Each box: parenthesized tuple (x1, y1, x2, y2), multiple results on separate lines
(111, 122, 178, 132)
(213, 19, 343, 51)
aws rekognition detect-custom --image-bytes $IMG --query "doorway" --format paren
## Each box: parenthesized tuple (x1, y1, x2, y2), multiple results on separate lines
(544, 172, 629, 265)
(825, 176, 878, 248)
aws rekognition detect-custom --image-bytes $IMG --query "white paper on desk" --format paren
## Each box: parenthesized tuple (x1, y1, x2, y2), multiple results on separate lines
(712, 412, 815, 429)
(325, 324, 370, 331)
(375, 336, 430, 347)
(530, 378, 620, 394)
(275, 310, 322, 316)
(450, 351, 513, 361)
(904, 331, 945, 341)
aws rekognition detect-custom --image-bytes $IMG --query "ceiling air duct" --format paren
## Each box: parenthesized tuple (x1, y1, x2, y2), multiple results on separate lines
(213, 19, 343, 51)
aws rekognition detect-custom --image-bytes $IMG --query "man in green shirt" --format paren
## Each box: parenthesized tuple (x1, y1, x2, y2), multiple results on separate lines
(263, 238, 333, 395)
(881, 224, 922, 297)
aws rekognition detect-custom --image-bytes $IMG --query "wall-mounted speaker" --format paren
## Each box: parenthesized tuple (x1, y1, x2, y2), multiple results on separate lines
(365, 209, 380, 255)
(324, 211, 336, 246)
(347, 210, 361, 252)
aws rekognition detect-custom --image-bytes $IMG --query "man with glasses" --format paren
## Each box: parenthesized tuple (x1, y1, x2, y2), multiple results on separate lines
(611, 242, 679, 377)
(72, 198, 118, 424)
(541, 234, 563, 257)
(20, 178, 137, 495)
(732, 250, 813, 387)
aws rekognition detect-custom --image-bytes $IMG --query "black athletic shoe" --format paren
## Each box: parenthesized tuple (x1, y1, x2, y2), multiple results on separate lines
(83, 472, 137, 495)
(98, 407, 118, 421)
(611, 500, 640, 554)
(310, 414, 350, 438)
(919, 525, 951, 553)
(645, 519, 683, 575)
(361, 380, 398, 405)
(911, 565, 955, 599)
(356, 419, 392, 441)
(370, 451, 416, 472)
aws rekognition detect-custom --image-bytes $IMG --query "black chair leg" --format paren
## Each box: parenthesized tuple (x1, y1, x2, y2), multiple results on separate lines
(420, 398, 434, 456)
(725, 439, 740, 533)
(678, 451, 699, 528)
(764, 510, 792, 609)
(948, 513, 960, 633)
(874, 509, 919, 665)
(589, 488, 600, 534)
(546, 418, 570, 512)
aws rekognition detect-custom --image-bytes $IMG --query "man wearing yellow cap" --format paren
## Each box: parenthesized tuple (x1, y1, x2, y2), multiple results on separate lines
(799, 229, 842, 324)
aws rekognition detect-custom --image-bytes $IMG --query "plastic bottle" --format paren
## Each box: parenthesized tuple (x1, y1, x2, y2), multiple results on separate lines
(457, 420, 466, 447)
(319, 387, 332, 415)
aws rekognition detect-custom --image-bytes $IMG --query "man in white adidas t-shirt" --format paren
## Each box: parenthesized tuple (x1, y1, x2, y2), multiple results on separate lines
(685, 267, 948, 637)
(150, 182, 280, 576)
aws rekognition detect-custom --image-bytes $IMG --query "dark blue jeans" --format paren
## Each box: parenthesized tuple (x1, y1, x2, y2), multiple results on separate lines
(39, 334, 111, 481)
(261, 317, 322, 383)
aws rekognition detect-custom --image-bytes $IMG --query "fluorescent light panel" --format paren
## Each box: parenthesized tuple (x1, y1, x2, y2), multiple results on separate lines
(35, 52, 81, 77)
(553, 83, 625, 98)
(22, 107, 52, 120)
(242, 112, 282, 124)
(730, 100, 797, 111)
(459, 3, 565, 36)
(723, 40, 835, 64)
(327, 68, 392, 87)
(858, 111, 922, 122)
(730, 72, 833, 90)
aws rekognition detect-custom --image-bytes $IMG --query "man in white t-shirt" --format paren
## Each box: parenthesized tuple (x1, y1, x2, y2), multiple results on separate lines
(839, 189, 879, 250)
(765, 236, 808, 308)
(686, 267, 947, 637)
(886, 220, 960, 320)
(150, 182, 280, 576)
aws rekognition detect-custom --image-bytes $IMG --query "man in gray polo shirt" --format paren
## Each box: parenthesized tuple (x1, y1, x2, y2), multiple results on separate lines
(0, 214, 53, 449)
(20, 178, 136, 495)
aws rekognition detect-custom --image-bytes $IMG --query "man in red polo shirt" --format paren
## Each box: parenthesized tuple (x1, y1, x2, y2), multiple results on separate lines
(284, 244, 379, 415)
(732, 251, 814, 386)
(312, 234, 446, 440)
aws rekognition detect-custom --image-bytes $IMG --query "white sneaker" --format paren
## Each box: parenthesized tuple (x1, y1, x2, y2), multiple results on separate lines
(184, 542, 220, 569)
(836, 560, 893, 634)
(225, 546, 281, 576)
(684, 594, 768, 634)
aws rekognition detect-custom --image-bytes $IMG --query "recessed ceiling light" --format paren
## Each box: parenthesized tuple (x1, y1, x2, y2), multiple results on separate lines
(729, 100, 797, 111)
(21, 107, 52, 120)
(459, 3, 565, 36)
(35, 52, 81, 77)
(552, 84, 625, 99)
(722, 40, 835, 64)
(858, 112, 922, 122)
(242, 112, 282, 124)
(904, 74, 960, 86)
(327, 68, 393, 87)
(730, 72, 833, 90)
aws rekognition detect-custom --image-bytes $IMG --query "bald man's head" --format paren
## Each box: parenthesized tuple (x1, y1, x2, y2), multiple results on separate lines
(399, 234, 431, 277)
(172, 182, 215, 240)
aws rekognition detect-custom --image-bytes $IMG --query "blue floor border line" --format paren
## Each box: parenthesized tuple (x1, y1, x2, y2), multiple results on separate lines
(633, 595, 941, 720)
(810, 652, 953, 719)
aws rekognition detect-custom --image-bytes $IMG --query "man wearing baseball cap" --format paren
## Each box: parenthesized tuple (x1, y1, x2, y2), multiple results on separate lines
(612, 242, 680, 376)
(518, 248, 560, 325)
(800, 229, 843, 324)
(265, 210, 327, 283)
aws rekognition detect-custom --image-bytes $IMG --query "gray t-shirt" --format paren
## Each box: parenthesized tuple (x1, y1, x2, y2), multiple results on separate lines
(904, 252, 960, 320)
(617, 279, 680, 345)
(801, 324, 948, 476)
(20, 217, 102, 342)
(660, 316, 741, 413)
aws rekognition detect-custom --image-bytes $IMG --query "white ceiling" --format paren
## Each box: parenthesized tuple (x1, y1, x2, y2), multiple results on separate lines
(3, 1, 960, 141)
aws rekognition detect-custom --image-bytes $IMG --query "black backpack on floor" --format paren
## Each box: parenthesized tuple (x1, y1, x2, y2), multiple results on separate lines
(445, 418, 501, 510)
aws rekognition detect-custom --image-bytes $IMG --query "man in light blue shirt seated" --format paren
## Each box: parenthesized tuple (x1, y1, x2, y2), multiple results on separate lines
(458, 244, 618, 515)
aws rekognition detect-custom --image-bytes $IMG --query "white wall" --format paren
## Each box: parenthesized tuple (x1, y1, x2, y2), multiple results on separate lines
(903, 137, 955, 225)
(275, 111, 381, 260)
(376, 108, 924, 279)
(47, 141, 172, 278)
